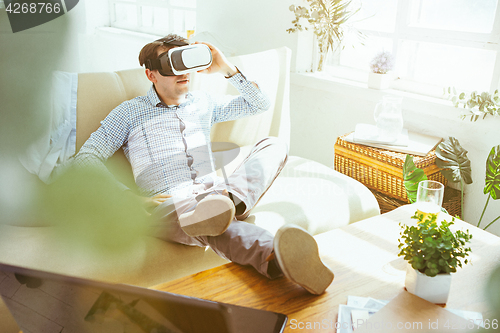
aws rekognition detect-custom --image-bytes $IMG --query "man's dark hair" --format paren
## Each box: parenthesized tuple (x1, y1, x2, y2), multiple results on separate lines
(138, 33, 189, 67)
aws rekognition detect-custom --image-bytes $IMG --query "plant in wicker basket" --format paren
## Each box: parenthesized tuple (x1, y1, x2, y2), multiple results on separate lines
(398, 212, 472, 277)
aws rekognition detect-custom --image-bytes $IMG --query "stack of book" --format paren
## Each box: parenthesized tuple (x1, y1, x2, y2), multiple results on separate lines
(345, 124, 442, 156)
(337, 293, 484, 333)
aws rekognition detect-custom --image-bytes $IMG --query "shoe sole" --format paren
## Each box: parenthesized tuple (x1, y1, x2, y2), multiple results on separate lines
(274, 225, 334, 295)
(179, 195, 235, 237)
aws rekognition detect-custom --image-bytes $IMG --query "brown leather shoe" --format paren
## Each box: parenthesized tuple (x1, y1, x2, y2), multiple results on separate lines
(179, 195, 235, 237)
(274, 225, 334, 295)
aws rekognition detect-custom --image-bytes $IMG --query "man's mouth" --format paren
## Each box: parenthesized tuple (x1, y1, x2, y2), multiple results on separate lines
(177, 77, 189, 84)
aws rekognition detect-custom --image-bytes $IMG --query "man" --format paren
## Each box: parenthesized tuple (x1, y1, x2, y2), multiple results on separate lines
(75, 34, 334, 294)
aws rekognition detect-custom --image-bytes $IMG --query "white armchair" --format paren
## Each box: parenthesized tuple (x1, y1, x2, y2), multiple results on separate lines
(0, 47, 380, 289)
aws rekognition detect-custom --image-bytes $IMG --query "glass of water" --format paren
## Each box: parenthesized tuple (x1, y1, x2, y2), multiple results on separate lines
(416, 180, 444, 221)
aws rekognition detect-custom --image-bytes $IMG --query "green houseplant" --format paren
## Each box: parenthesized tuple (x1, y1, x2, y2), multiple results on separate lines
(286, 0, 361, 71)
(434, 138, 500, 230)
(403, 154, 427, 204)
(398, 212, 472, 303)
(435, 137, 472, 219)
(398, 212, 473, 277)
(405, 138, 499, 230)
(478, 145, 500, 230)
(445, 87, 500, 121)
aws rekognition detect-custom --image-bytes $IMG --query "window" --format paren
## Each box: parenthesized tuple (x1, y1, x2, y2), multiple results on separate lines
(109, 0, 196, 37)
(327, 0, 500, 97)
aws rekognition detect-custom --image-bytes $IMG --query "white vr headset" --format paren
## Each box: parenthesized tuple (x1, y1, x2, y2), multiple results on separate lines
(145, 38, 213, 76)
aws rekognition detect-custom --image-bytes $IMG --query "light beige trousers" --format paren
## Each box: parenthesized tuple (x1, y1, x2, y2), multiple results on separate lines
(150, 137, 288, 278)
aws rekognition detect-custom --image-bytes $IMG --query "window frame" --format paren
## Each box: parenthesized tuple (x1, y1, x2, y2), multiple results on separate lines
(108, 0, 196, 37)
(325, 0, 500, 97)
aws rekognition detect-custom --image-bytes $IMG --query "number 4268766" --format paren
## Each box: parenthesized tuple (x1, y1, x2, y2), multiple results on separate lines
(6, 2, 62, 14)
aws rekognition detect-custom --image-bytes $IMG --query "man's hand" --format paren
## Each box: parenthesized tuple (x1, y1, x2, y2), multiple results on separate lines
(142, 193, 172, 211)
(194, 41, 237, 77)
(126, 191, 172, 217)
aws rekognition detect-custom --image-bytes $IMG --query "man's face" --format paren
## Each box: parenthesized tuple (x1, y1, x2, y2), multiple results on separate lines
(148, 46, 190, 104)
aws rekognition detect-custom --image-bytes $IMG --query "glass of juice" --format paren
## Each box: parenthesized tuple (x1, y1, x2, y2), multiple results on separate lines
(416, 180, 444, 221)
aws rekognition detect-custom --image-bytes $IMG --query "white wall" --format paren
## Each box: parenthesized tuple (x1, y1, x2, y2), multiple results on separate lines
(195, 0, 304, 70)
(79, 27, 158, 72)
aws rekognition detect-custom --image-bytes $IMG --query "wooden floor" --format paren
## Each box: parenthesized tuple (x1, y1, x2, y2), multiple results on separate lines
(154, 205, 500, 332)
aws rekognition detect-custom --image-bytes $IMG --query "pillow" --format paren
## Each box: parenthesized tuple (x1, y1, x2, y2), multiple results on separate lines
(19, 71, 78, 183)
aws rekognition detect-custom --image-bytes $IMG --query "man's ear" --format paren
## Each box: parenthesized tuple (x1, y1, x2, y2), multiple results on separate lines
(145, 69, 157, 83)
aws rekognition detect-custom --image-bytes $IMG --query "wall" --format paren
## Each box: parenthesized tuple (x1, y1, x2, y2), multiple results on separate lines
(195, 0, 306, 70)
(79, 27, 157, 72)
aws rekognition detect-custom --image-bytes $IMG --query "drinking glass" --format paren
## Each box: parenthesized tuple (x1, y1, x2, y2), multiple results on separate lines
(416, 180, 444, 220)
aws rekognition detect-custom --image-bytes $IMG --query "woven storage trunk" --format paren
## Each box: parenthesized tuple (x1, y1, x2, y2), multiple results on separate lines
(334, 133, 446, 203)
(371, 188, 462, 218)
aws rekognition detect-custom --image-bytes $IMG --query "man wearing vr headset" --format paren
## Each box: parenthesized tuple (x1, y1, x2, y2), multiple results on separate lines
(75, 34, 333, 295)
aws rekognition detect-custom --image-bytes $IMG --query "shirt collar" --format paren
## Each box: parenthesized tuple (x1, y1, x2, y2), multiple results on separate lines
(147, 85, 193, 108)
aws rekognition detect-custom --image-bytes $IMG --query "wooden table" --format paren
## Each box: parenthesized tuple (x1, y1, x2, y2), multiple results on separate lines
(153, 205, 500, 332)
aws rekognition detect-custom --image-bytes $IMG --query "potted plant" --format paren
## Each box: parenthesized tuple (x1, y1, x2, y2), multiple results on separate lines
(435, 137, 473, 219)
(398, 212, 472, 304)
(478, 145, 500, 230)
(403, 154, 428, 204)
(435, 137, 500, 230)
(445, 87, 500, 121)
(368, 51, 394, 89)
(286, 0, 361, 71)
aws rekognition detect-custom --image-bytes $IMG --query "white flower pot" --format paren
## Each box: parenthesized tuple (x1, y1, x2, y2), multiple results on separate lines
(368, 72, 392, 90)
(405, 264, 452, 304)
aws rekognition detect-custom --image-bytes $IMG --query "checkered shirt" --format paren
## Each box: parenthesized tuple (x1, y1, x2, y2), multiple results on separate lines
(75, 72, 270, 197)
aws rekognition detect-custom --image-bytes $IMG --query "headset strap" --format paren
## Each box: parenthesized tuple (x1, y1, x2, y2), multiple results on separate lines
(145, 58, 162, 71)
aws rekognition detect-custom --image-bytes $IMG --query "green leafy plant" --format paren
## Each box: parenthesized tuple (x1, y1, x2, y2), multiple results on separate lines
(286, 0, 362, 71)
(478, 145, 500, 230)
(405, 138, 499, 230)
(398, 212, 472, 277)
(445, 87, 500, 121)
(403, 155, 427, 203)
(402, 155, 450, 214)
(435, 137, 473, 218)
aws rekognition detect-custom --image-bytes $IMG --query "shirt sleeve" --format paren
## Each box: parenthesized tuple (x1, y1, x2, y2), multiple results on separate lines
(73, 102, 131, 190)
(211, 71, 271, 124)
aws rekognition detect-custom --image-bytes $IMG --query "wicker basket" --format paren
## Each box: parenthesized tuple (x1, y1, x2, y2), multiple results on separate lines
(334, 133, 446, 202)
(371, 187, 462, 219)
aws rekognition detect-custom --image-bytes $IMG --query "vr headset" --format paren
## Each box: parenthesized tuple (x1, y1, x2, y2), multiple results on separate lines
(145, 37, 213, 76)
